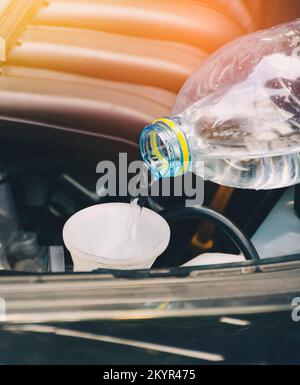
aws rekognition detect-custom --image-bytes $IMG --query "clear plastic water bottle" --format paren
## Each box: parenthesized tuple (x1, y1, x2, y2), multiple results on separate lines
(140, 20, 300, 189)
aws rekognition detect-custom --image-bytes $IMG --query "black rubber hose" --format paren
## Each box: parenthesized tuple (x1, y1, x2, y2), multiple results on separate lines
(161, 206, 260, 261)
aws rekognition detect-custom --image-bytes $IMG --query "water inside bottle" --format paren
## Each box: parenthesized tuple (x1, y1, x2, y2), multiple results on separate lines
(164, 20, 300, 190)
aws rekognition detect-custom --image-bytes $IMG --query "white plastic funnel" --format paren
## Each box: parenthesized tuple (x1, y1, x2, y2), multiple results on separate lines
(63, 203, 170, 272)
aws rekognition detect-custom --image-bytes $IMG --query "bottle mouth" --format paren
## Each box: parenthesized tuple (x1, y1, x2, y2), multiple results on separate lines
(139, 118, 191, 179)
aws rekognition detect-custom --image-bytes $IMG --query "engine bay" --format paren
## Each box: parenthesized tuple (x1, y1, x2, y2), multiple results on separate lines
(0, 136, 288, 274)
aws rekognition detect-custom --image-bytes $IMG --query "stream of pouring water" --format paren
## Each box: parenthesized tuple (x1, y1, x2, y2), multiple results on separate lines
(106, 165, 152, 259)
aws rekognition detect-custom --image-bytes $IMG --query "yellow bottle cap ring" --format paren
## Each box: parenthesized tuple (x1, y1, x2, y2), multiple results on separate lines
(151, 117, 191, 176)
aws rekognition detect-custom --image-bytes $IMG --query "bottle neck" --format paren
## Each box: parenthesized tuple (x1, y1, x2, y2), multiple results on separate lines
(139, 117, 191, 179)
